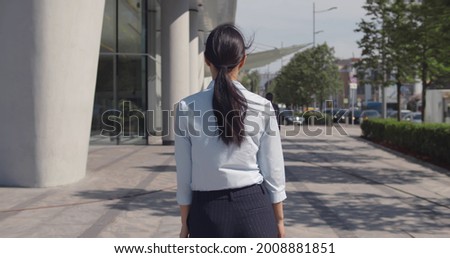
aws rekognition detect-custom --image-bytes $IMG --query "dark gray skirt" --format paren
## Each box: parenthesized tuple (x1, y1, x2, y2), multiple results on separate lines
(188, 183, 278, 238)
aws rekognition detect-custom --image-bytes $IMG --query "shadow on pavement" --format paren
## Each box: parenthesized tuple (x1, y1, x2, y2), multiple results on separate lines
(285, 163, 428, 185)
(283, 189, 447, 236)
(134, 165, 177, 172)
(74, 188, 178, 217)
(284, 151, 380, 164)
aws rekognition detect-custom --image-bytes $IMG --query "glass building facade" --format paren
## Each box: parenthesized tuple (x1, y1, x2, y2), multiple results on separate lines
(89, 0, 239, 145)
(91, 0, 161, 145)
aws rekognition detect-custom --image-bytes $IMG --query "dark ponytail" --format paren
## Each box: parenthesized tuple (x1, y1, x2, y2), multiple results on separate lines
(205, 24, 250, 146)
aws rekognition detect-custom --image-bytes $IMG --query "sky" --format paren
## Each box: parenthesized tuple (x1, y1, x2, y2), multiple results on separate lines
(235, 0, 367, 72)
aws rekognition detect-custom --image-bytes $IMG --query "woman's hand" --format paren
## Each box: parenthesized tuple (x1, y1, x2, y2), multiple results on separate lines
(272, 202, 285, 238)
(179, 224, 189, 238)
(179, 205, 190, 238)
(277, 220, 285, 238)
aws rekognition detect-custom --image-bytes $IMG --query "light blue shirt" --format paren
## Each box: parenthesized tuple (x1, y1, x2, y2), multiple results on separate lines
(175, 80, 286, 205)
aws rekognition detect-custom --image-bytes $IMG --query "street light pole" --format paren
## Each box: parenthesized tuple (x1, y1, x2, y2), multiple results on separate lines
(313, 2, 315, 48)
(312, 2, 337, 110)
(313, 3, 337, 48)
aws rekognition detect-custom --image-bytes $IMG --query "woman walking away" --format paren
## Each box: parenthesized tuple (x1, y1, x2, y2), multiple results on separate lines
(175, 24, 286, 238)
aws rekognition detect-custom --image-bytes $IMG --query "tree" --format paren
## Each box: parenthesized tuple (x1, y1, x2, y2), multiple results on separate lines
(355, 0, 393, 118)
(384, 0, 418, 121)
(408, 0, 450, 121)
(273, 58, 307, 108)
(356, 0, 450, 121)
(312, 44, 342, 110)
(241, 70, 261, 94)
(273, 43, 341, 110)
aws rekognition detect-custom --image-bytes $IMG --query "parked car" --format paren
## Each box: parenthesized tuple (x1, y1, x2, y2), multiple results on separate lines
(388, 109, 412, 119)
(337, 109, 361, 124)
(359, 109, 381, 123)
(402, 112, 422, 123)
(323, 108, 341, 117)
(333, 109, 347, 123)
(279, 109, 303, 125)
(386, 109, 396, 117)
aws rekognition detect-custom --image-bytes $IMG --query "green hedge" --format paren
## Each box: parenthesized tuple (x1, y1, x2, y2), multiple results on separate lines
(361, 119, 450, 164)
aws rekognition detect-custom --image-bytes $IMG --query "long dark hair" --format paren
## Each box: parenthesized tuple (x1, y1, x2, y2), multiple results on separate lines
(205, 24, 250, 146)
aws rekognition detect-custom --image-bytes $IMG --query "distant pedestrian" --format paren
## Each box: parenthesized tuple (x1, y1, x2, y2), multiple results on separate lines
(175, 24, 286, 238)
(266, 92, 280, 128)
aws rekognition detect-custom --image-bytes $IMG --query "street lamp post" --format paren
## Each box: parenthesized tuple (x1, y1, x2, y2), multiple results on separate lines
(313, 2, 337, 109)
(313, 3, 316, 47)
(313, 3, 337, 48)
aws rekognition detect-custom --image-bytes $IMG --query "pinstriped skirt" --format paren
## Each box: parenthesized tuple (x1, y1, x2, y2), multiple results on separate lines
(188, 183, 278, 238)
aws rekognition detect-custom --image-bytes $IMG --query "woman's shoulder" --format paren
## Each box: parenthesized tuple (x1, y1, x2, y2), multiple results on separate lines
(178, 88, 213, 110)
(246, 91, 271, 104)
(241, 91, 272, 112)
(233, 81, 271, 105)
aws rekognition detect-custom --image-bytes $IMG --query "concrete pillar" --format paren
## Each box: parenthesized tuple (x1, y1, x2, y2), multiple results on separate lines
(161, 0, 190, 145)
(189, 9, 199, 94)
(0, 0, 105, 187)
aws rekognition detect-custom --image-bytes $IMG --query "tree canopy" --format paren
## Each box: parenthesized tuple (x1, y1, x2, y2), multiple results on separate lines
(241, 70, 261, 94)
(355, 0, 450, 121)
(273, 43, 341, 109)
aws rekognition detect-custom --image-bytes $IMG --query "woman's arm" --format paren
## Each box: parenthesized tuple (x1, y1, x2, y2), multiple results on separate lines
(257, 105, 287, 237)
(272, 202, 285, 238)
(174, 101, 193, 237)
(179, 205, 190, 238)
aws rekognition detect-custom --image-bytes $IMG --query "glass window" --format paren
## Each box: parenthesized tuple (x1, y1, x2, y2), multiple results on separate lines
(118, 0, 142, 53)
(91, 0, 150, 145)
(100, 0, 116, 53)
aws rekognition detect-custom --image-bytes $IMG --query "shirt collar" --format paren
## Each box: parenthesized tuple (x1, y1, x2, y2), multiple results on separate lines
(206, 80, 247, 91)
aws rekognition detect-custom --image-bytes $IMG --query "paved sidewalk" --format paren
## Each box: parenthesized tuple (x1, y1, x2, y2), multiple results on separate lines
(0, 125, 449, 237)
